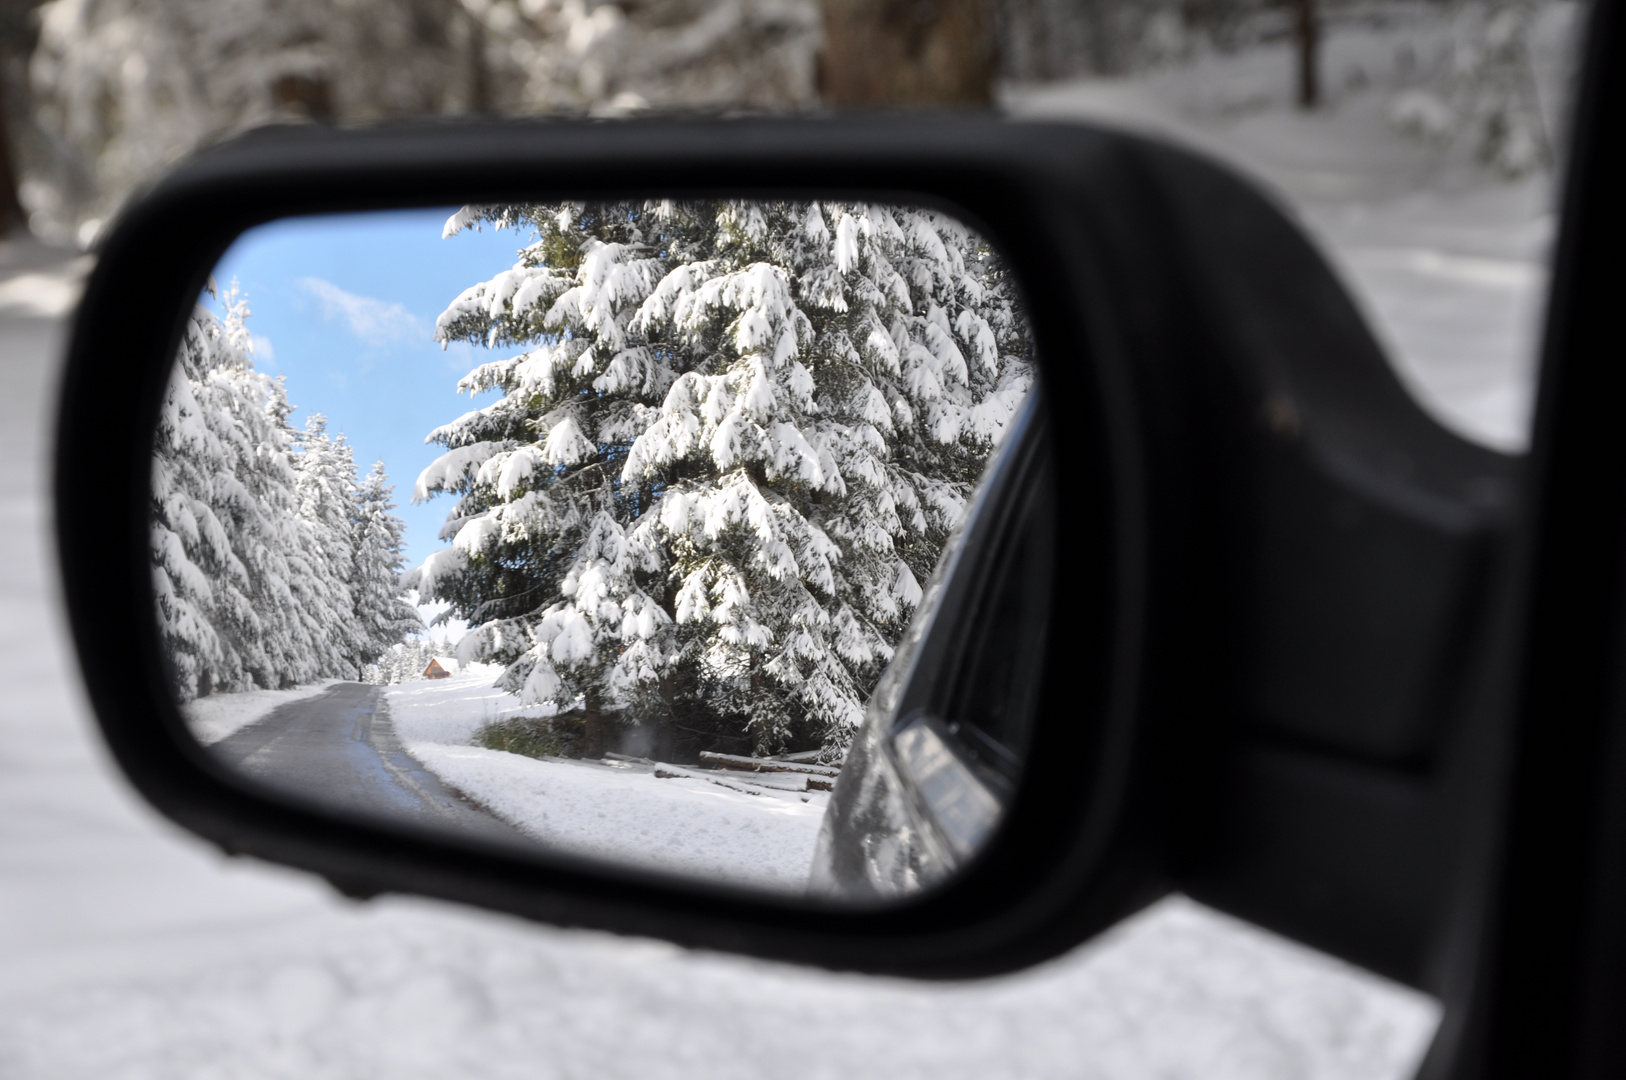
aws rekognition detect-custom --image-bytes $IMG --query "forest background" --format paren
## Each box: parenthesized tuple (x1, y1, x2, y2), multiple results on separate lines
(0, 0, 1565, 246)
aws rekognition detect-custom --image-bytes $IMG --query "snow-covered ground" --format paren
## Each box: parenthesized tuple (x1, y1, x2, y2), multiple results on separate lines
(182, 680, 344, 745)
(387, 670, 828, 890)
(7, 10, 1567, 1065)
(382, 663, 535, 743)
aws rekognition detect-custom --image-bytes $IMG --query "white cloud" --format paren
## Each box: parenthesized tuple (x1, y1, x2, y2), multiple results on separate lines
(296, 277, 424, 348)
(249, 335, 276, 365)
(443, 339, 482, 376)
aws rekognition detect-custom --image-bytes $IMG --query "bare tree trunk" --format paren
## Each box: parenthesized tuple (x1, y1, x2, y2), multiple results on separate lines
(579, 689, 615, 759)
(466, 11, 491, 114)
(0, 100, 24, 234)
(1290, 0, 1319, 108)
(1083, 0, 1116, 76)
(820, 0, 998, 106)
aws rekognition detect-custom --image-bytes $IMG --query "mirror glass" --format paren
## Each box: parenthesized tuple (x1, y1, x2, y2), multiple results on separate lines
(151, 198, 1047, 903)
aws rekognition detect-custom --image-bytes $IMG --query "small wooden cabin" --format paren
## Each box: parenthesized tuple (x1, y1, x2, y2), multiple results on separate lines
(424, 657, 458, 680)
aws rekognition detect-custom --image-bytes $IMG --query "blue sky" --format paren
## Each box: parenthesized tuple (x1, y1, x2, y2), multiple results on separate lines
(210, 208, 533, 568)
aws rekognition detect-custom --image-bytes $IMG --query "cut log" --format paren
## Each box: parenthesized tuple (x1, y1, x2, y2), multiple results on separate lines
(655, 763, 832, 798)
(653, 765, 809, 796)
(698, 751, 841, 777)
(654, 767, 759, 796)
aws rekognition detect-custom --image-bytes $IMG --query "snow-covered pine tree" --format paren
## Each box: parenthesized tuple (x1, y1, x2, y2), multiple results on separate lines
(1452, 0, 1556, 175)
(415, 200, 1032, 753)
(226, 379, 350, 690)
(152, 303, 244, 698)
(153, 284, 320, 698)
(290, 414, 365, 676)
(353, 460, 424, 664)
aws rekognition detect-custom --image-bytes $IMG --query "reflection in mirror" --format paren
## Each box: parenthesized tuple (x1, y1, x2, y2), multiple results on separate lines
(152, 198, 1044, 901)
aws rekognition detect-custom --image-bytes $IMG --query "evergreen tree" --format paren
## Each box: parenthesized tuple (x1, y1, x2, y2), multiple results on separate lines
(154, 285, 312, 697)
(353, 460, 424, 664)
(290, 414, 364, 677)
(152, 306, 240, 698)
(415, 200, 1032, 752)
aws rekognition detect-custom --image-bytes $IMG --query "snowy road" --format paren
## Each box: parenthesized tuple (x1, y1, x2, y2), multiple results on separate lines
(209, 683, 528, 845)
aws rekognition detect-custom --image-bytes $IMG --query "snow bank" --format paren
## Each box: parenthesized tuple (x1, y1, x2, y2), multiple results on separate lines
(411, 746, 825, 890)
(385, 669, 826, 891)
(182, 680, 344, 745)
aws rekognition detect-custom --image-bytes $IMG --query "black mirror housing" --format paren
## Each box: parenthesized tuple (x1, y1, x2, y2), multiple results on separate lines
(56, 114, 1512, 984)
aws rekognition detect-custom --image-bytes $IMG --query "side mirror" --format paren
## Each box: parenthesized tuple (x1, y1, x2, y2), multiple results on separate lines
(55, 116, 1514, 984)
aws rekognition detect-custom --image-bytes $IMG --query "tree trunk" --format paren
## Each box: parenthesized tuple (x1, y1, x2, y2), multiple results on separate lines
(1083, 0, 1116, 77)
(1290, 0, 1320, 109)
(0, 72, 26, 235)
(819, 0, 998, 107)
(579, 689, 615, 759)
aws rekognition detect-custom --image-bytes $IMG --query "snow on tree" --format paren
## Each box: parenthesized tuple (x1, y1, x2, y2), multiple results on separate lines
(152, 283, 414, 700)
(153, 284, 311, 698)
(413, 199, 1033, 753)
(152, 303, 244, 698)
(289, 414, 367, 675)
(353, 460, 425, 665)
